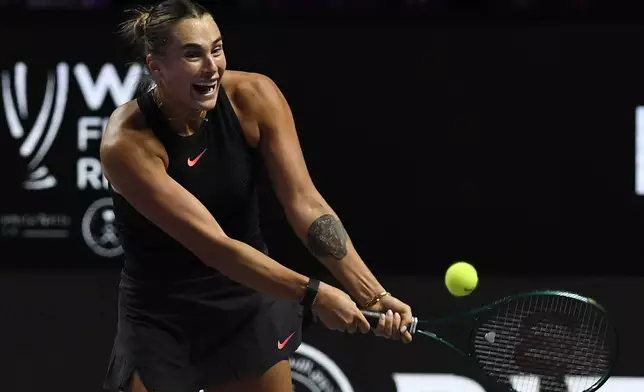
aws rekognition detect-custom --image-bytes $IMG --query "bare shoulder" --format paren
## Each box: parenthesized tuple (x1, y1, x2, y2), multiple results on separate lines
(221, 71, 290, 147)
(102, 100, 148, 146)
(101, 100, 167, 179)
(222, 70, 276, 95)
(222, 70, 286, 115)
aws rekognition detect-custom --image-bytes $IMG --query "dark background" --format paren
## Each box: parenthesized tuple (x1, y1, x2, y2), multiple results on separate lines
(2, 13, 644, 275)
(1, 1, 643, 391)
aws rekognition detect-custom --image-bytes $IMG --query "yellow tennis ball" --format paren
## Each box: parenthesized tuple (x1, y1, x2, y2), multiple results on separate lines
(445, 261, 478, 296)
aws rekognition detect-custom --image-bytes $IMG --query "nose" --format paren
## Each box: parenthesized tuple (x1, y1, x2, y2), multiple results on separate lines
(203, 56, 218, 77)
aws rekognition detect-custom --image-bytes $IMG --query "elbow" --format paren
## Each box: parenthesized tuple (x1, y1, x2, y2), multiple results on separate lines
(281, 192, 334, 240)
(286, 192, 326, 219)
(202, 229, 233, 256)
(206, 230, 231, 249)
(178, 222, 233, 266)
(190, 233, 237, 270)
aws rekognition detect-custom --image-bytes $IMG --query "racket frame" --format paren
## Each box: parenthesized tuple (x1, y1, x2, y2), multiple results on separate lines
(362, 290, 617, 392)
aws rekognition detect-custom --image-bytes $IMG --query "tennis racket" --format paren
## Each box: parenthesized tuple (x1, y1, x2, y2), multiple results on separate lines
(361, 290, 617, 392)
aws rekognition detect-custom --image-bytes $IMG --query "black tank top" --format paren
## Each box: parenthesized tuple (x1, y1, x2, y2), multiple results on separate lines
(111, 87, 268, 287)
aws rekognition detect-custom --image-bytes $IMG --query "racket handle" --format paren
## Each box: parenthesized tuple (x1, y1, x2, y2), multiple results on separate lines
(361, 310, 419, 334)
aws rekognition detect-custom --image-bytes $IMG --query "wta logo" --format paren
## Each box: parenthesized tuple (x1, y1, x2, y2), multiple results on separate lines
(1, 61, 142, 191)
(1, 62, 68, 190)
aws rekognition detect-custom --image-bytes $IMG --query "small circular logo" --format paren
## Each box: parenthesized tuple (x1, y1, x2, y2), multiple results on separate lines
(290, 343, 354, 392)
(82, 197, 123, 258)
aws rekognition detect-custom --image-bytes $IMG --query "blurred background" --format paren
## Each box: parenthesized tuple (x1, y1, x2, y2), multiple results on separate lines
(1, 1, 643, 391)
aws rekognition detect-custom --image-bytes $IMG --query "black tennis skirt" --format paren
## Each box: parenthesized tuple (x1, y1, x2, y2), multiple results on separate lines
(102, 270, 304, 392)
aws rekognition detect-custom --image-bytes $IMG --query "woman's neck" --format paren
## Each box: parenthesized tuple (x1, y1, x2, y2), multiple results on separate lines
(152, 87, 206, 137)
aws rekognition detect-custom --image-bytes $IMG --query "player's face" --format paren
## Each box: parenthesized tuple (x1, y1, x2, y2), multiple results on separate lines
(148, 14, 226, 112)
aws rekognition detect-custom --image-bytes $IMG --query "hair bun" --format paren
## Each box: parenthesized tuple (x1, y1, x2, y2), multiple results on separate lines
(134, 11, 151, 40)
(119, 0, 209, 59)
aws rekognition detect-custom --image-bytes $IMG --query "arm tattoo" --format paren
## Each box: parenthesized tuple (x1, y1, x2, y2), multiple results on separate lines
(306, 214, 348, 260)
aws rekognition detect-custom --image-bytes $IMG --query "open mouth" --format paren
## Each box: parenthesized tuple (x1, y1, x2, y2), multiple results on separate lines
(193, 81, 218, 96)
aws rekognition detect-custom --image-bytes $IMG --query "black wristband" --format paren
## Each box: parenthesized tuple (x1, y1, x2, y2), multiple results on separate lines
(300, 278, 320, 310)
(301, 278, 320, 329)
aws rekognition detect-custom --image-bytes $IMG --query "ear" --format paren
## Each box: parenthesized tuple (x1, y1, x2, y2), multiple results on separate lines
(146, 54, 162, 77)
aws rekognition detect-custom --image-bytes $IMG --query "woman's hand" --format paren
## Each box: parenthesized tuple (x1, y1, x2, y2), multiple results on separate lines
(312, 282, 371, 334)
(365, 294, 414, 344)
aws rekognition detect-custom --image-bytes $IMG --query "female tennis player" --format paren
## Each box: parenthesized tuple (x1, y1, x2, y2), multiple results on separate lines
(100, 1, 414, 391)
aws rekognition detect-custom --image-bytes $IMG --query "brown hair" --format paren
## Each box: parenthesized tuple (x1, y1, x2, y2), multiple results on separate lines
(119, 0, 210, 63)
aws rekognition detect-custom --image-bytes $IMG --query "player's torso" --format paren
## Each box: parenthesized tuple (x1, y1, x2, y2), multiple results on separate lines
(157, 100, 257, 218)
(111, 84, 265, 281)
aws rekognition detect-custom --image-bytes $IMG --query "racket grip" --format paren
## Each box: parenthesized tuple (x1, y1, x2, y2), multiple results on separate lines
(360, 310, 419, 334)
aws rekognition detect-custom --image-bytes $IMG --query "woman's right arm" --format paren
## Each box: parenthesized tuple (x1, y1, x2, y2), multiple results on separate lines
(100, 116, 309, 302)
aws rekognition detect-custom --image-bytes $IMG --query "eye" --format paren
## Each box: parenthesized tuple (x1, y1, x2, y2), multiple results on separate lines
(185, 52, 201, 59)
(212, 46, 223, 55)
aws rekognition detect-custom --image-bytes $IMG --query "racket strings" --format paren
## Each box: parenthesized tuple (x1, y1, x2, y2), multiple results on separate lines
(473, 295, 614, 392)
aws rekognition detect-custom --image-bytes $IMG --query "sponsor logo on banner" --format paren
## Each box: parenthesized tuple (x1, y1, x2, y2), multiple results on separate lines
(0, 213, 71, 239)
(290, 343, 354, 392)
(1, 63, 67, 190)
(1, 61, 141, 258)
(391, 374, 644, 392)
(81, 197, 122, 258)
(1, 61, 142, 191)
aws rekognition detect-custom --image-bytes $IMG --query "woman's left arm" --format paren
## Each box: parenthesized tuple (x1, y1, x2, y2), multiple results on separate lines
(239, 73, 414, 342)
(238, 73, 387, 305)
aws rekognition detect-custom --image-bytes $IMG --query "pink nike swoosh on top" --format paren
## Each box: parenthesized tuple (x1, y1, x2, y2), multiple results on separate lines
(277, 332, 295, 350)
(187, 148, 207, 167)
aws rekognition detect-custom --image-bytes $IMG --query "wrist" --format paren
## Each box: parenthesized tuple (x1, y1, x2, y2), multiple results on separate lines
(361, 290, 391, 309)
(299, 278, 321, 309)
(293, 273, 310, 302)
(300, 278, 322, 328)
(328, 263, 385, 306)
(351, 281, 387, 308)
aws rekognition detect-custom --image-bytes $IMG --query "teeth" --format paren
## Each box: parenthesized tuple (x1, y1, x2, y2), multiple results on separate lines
(193, 81, 217, 96)
(195, 81, 217, 87)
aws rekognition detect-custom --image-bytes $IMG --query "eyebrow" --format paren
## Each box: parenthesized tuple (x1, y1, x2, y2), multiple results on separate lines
(181, 37, 223, 50)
